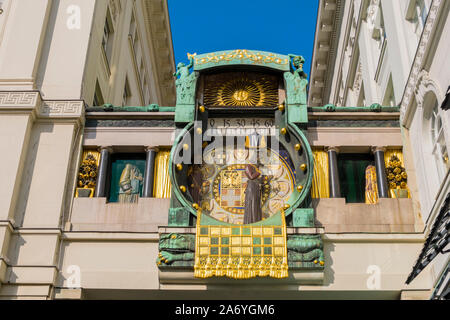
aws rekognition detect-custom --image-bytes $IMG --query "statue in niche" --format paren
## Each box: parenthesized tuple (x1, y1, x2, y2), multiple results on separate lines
(243, 164, 263, 224)
(284, 54, 308, 105)
(173, 55, 198, 105)
(118, 164, 143, 203)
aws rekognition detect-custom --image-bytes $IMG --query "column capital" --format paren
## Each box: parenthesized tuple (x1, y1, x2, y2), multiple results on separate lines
(145, 146, 159, 153)
(326, 146, 340, 153)
(371, 146, 386, 154)
(98, 146, 114, 153)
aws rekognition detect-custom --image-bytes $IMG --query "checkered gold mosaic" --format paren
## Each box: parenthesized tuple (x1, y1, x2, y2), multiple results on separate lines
(194, 211, 288, 279)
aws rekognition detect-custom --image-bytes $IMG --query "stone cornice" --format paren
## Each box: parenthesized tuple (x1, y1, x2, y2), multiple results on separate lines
(309, 111, 399, 120)
(400, 0, 445, 127)
(309, 0, 344, 106)
(142, 0, 176, 106)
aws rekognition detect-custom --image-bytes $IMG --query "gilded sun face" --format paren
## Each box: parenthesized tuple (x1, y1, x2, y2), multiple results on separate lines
(204, 73, 278, 107)
(232, 89, 249, 102)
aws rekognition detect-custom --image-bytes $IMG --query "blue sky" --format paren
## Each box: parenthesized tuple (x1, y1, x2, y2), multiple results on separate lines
(168, 0, 319, 77)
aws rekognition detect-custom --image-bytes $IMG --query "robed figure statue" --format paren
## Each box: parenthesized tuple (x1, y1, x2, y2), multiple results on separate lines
(244, 164, 263, 224)
(118, 164, 143, 203)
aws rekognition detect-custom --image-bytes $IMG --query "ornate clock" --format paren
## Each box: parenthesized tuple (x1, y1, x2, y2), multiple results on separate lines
(170, 67, 313, 224)
(157, 50, 324, 280)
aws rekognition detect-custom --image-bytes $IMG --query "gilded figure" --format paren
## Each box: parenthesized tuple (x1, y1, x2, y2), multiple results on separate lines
(118, 164, 143, 203)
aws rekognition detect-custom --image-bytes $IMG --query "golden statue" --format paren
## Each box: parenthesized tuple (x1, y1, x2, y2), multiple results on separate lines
(118, 164, 143, 203)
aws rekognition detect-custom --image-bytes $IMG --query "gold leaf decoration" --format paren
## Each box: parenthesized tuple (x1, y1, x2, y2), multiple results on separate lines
(204, 72, 278, 107)
(386, 155, 408, 189)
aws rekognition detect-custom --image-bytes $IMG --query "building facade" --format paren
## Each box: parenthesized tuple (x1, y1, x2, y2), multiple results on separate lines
(0, 0, 447, 300)
(309, 0, 449, 299)
(0, 0, 175, 299)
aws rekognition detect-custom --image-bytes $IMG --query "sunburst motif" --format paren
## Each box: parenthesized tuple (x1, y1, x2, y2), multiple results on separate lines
(204, 73, 278, 107)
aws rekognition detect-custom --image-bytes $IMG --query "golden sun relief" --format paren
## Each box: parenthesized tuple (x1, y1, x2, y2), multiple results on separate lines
(203, 72, 279, 107)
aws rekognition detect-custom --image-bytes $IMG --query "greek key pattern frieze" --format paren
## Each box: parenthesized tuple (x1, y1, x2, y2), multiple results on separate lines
(39, 101, 84, 118)
(0, 92, 40, 107)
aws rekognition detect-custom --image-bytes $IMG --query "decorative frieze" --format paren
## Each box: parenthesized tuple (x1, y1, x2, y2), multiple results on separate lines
(0, 92, 84, 119)
(414, 70, 444, 109)
(353, 61, 363, 99)
(39, 101, 84, 118)
(400, 0, 443, 125)
(0, 91, 40, 108)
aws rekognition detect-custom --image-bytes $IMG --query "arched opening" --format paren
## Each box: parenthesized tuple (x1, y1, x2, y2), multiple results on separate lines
(422, 91, 448, 185)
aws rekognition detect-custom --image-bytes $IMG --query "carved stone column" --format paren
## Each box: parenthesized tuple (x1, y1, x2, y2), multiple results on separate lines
(94, 146, 113, 198)
(372, 147, 389, 198)
(142, 147, 158, 198)
(326, 147, 341, 198)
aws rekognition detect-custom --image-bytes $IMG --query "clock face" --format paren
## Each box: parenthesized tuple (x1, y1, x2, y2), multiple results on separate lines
(189, 146, 296, 225)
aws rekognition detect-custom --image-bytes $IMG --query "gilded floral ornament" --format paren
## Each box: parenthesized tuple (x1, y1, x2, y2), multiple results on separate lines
(75, 151, 100, 198)
(385, 155, 409, 198)
(191, 49, 289, 68)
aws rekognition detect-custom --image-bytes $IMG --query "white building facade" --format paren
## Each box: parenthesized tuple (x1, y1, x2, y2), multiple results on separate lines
(309, 0, 449, 299)
(0, 0, 175, 299)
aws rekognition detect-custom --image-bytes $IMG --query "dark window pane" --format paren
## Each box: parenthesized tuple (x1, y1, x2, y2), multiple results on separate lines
(337, 153, 374, 203)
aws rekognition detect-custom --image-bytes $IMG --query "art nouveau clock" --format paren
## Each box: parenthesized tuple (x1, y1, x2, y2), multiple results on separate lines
(158, 50, 324, 279)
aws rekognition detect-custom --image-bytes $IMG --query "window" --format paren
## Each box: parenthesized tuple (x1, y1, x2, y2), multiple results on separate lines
(93, 80, 104, 107)
(143, 76, 150, 104)
(129, 12, 136, 42)
(422, 91, 449, 187)
(102, 8, 114, 65)
(338, 153, 375, 203)
(0, 0, 7, 27)
(382, 75, 396, 107)
(139, 59, 146, 87)
(414, 0, 428, 36)
(407, 0, 429, 39)
(134, 33, 141, 63)
(122, 77, 131, 106)
(357, 83, 366, 107)
(430, 104, 448, 179)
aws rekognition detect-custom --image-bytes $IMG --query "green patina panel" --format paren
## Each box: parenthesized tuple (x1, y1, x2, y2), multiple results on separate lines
(288, 104, 308, 124)
(175, 105, 195, 124)
(292, 208, 315, 227)
(192, 49, 290, 72)
(168, 207, 191, 226)
(284, 73, 308, 105)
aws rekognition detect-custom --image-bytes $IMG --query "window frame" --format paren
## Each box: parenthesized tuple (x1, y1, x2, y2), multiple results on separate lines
(102, 8, 115, 66)
(430, 104, 448, 178)
(122, 76, 131, 107)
